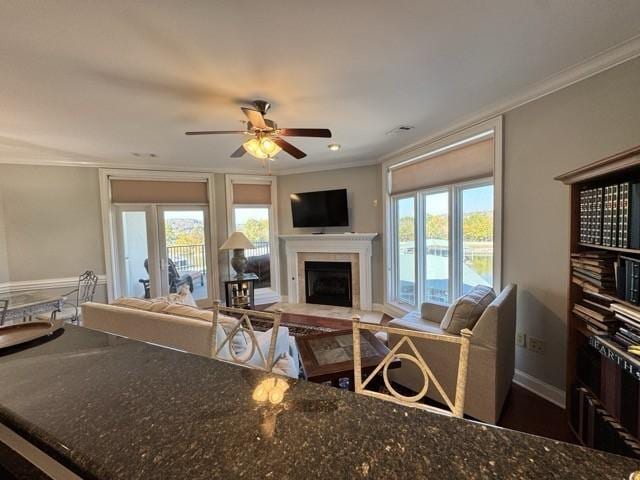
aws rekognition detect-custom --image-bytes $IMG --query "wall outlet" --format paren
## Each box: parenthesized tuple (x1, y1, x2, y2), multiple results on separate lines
(516, 332, 526, 348)
(527, 336, 545, 354)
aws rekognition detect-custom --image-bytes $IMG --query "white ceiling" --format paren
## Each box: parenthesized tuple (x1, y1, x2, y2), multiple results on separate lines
(1, 1, 640, 173)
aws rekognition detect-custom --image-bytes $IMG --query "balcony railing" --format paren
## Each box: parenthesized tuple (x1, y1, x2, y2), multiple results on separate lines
(167, 244, 206, 274)
(246, 240, 270, 258)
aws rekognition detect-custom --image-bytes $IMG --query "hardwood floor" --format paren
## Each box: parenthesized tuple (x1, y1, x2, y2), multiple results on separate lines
(498, 383, 576, 444)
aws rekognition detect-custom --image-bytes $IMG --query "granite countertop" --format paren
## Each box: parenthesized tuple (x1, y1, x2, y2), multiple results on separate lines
(0, 325, 639, 480)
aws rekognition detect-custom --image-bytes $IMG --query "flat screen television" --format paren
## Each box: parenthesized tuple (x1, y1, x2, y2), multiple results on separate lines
(290, 188, 349, 228)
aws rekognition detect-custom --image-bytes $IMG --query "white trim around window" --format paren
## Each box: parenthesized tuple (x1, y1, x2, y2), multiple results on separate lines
(224, 174, 281, 305)
(382, 116, 503, 313)
(98, 169, 220, 303)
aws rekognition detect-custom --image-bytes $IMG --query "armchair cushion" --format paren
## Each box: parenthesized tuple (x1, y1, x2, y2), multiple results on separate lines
(440, 285, 495, 334)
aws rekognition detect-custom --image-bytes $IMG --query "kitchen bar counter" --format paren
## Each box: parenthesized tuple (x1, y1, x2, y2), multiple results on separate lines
(0, 325, 638, 479)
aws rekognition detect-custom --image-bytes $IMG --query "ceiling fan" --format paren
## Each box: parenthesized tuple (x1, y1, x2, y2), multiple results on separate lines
(185, 100, 331, 161)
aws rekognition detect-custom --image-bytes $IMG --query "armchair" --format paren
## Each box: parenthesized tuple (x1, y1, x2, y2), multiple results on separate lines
(386, 284, 517, 424)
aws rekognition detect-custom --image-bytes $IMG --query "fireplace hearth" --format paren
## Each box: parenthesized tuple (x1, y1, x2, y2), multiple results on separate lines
(304, 261, 352, 307)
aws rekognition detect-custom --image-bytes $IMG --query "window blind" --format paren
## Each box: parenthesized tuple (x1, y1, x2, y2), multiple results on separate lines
(110, 180, 208, 204)
(389, 137, 494, 195)
(232, 183, 271, 205)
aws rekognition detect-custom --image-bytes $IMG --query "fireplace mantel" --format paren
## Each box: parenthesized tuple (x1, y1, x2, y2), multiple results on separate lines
(280, 233, 378, 310)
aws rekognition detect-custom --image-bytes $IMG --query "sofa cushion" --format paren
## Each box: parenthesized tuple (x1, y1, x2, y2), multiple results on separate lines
(111, 297, 154, 311)
(162, 303, 212, 323)
(440, 285, 495, 334)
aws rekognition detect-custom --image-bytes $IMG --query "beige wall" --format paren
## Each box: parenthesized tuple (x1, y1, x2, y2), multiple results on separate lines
(0, 165, 105, 281)
(503, 56, 640, 390)
(0, 187, 9, 283)
(277, 165, 384, 304)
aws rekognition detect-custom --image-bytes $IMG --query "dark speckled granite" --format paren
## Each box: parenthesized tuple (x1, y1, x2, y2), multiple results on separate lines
(0, 326, 638, 479)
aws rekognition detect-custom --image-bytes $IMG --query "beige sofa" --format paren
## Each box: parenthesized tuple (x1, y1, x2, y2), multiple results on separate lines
(387, 284, 517, 424)
(83, 302, 215, 357)
(81, 302, 300, 378)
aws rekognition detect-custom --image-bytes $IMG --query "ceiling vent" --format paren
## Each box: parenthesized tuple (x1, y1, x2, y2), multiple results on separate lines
(386, 125, 415, 135)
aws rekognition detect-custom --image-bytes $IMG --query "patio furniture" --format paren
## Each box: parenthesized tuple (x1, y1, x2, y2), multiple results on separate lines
(139, 258, 194, 299)
(352, 316, 473, 418)
(36, 271, 99, 324)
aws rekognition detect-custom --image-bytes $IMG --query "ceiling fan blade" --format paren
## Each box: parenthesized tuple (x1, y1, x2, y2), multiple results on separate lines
(278, 128, 332, 138)
(185, 130, 246, 135)
(230, 145, 246, 158)
(274, 138, 306, 159)
(241, 107, 268, 130)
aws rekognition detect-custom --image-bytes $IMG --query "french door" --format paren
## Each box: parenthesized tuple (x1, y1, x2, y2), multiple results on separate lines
(114, 204, 213, 306)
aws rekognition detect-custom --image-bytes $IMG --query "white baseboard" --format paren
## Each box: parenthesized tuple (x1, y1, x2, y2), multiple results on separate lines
(513, 369, 566, 409)
(0, 275, 107, 295)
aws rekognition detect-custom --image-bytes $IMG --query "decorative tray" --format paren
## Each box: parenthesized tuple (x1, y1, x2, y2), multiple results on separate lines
(0, 319, 64, 350)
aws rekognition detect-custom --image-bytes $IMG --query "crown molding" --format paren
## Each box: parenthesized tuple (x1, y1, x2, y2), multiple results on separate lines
(377, 34, 640, 164)
(273, 157, 380, 176)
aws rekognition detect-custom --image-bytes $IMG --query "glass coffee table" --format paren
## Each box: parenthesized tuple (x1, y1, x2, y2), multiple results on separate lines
(297, 329, 400, 390)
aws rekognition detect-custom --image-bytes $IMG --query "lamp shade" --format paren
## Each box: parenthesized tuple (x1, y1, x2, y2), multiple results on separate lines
(219, 231, 255, 250)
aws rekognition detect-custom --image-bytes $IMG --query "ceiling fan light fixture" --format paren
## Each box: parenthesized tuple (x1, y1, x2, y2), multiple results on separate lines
(260, 137, 281, 157)
(243, 138, 268, 159)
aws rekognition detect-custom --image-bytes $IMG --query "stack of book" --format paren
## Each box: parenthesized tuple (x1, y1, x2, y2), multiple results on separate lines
(571, 251, 617, 294)
(610, 303, 640, 349)
(579, 181, 640, 248)
(572, 292, 617, 335)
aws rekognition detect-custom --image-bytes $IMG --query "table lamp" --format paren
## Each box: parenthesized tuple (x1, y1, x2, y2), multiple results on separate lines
(219, 232, 255, 278)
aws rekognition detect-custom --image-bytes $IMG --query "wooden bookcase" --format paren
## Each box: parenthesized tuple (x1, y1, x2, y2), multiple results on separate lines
(556, 144, 640, 457)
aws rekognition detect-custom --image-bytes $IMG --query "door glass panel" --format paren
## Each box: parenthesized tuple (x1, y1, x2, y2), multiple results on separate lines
(121, 211, 149, 298)
(396, 196, 415, 305)
(163, 210, 208, 300)
(461, 184, 494, 294)
(424, 191, 449, 303)
(233, 207, 271, 289)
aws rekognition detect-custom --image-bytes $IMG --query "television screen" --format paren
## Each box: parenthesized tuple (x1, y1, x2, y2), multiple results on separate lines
(290, 189, 349, 228)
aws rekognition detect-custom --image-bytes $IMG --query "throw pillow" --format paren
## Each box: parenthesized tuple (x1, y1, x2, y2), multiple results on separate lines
(154, 285, 198, 307)
(112, 297, 154, 311)
(148, 300, 170, 313)
(440, 285, 495, 334)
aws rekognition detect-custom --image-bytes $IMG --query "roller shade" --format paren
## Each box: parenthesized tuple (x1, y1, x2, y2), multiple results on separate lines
(390, 137, 494, 195)
(232, 183, 271, 204)
(110, 180, 208, 204)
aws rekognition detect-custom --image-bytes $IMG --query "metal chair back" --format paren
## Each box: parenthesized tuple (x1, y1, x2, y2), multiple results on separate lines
(76, 271, 99, 306)
(352, 316, 472, 418)
(211, 302, 283, 372)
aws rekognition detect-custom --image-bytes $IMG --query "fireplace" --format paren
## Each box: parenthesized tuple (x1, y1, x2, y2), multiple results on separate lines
(304, 261, 352, 307)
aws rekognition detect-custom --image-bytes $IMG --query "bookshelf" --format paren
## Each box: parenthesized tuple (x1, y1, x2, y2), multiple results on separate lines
(556, 144, 640, 457)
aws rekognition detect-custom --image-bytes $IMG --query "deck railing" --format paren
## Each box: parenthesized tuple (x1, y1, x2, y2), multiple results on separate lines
(167, 244, 206, 274)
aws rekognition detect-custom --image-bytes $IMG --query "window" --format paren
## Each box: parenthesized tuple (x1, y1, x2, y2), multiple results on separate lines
(394, 196, 415, 305)
(391, 180, 494, 307)
(232, 206, 271, 289)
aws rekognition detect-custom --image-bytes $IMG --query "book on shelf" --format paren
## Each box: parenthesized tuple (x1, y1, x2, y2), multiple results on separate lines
(574, 302, 614, 322)
(578, 182, 640, 248)
(573, 307, 617, 334)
